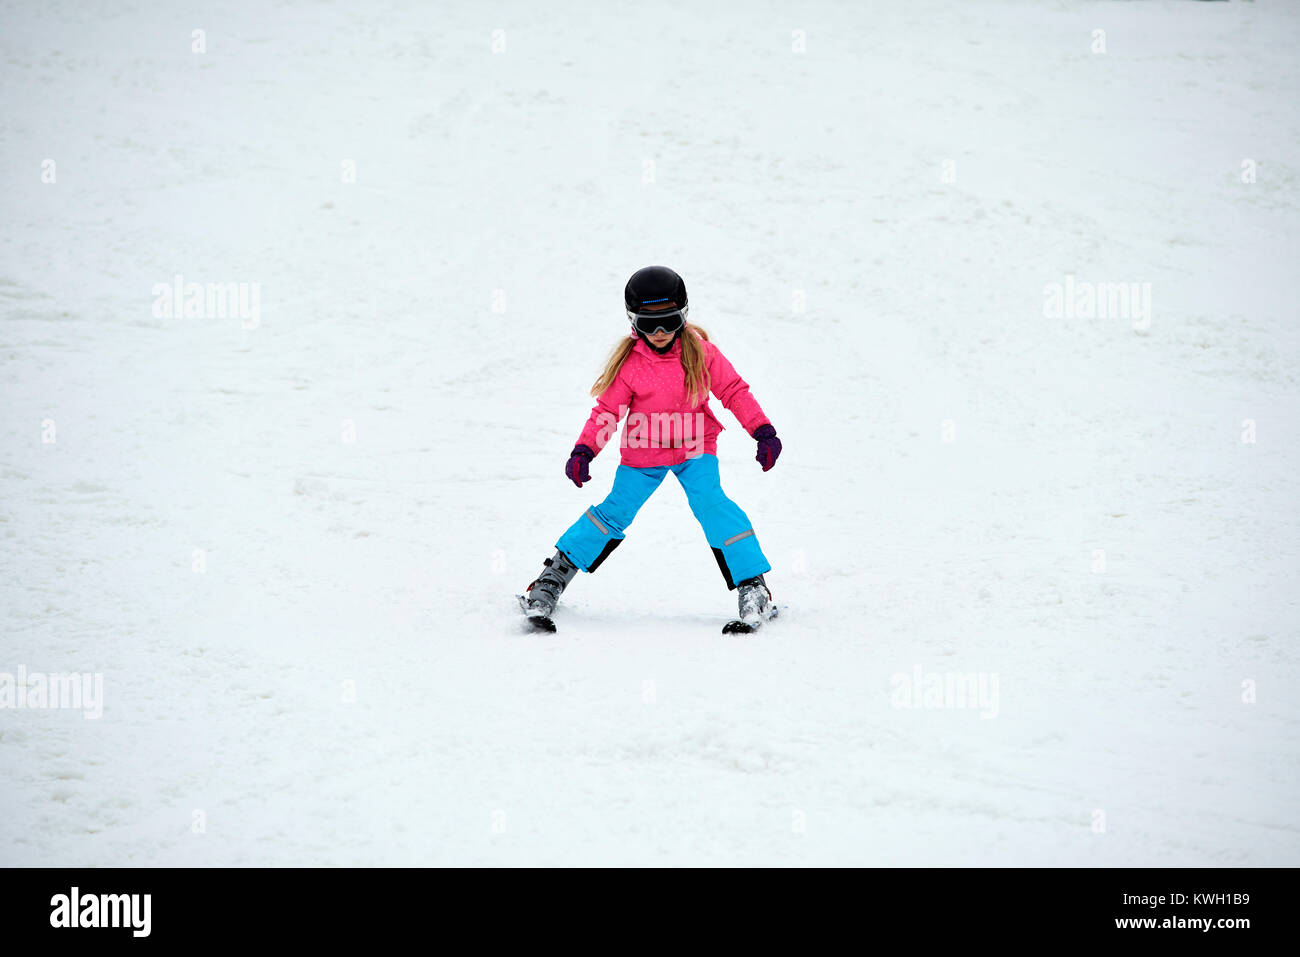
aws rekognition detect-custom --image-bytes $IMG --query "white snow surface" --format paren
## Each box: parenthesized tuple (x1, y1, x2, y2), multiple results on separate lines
(1, 0, 1298, 866)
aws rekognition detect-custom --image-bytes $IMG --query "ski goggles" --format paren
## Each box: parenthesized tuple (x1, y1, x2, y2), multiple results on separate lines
(627, 304, 688, 336)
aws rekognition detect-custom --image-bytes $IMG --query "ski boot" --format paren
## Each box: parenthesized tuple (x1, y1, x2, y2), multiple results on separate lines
(722, 574, 777, 634)
(518, 550, 579, 633)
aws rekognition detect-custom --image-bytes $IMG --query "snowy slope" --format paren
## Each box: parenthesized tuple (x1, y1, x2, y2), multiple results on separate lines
(1, 0, 1297, 866)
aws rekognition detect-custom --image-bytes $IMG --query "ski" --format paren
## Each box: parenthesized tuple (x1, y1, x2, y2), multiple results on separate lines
(517, 594, 557, 633)
(722, 602, 780, 635)
(516, 592, 782, 635)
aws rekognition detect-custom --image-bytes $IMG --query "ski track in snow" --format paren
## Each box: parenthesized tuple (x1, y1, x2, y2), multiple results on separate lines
(1, 0, 1298, 865)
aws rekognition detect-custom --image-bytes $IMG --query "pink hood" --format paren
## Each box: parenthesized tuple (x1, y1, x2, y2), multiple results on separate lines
(575, 333, 770, 468)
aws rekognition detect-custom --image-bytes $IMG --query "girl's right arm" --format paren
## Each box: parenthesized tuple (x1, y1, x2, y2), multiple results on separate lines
(574, 371, 633, 458)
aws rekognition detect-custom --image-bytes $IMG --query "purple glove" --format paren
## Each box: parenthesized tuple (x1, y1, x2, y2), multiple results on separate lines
(752, 425, 781, 472)
(565, 444, 595, 488)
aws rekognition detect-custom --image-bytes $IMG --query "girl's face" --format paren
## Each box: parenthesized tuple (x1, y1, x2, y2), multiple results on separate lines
(642, 301, 679, 349)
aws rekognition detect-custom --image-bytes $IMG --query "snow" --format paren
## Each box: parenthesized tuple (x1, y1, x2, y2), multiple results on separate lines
(1, 0, 1298, 866)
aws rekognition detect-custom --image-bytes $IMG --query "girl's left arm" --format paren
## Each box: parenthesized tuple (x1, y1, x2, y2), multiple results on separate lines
(708, 345, 770, 433)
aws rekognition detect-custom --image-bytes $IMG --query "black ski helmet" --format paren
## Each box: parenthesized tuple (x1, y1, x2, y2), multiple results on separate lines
(625, 265, 688, 314)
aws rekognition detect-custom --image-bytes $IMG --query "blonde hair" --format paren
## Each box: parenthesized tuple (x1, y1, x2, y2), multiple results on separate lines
(592, 325, 711, 406)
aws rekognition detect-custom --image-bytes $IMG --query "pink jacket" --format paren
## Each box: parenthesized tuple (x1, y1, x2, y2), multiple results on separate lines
(576, 334, 770, 468)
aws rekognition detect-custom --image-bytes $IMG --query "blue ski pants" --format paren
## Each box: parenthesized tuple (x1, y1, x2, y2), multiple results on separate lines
(555, 453, 770, 589)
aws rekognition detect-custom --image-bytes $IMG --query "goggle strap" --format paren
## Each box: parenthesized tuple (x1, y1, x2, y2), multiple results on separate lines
(627, 305, 689, 327)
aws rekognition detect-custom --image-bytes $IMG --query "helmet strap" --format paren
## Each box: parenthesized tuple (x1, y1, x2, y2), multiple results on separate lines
(637, 326, 683, 354)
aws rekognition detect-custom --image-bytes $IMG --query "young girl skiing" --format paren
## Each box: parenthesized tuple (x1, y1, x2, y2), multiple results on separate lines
(520, 265, 783, 634)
